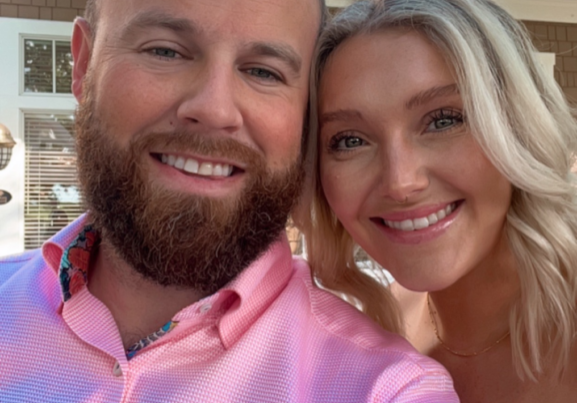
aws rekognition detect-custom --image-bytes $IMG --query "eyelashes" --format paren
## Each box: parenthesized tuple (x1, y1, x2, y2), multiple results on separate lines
(425, 108, 464, 133)
(324, 108, 466, 154)
(327, 133, 364, 152)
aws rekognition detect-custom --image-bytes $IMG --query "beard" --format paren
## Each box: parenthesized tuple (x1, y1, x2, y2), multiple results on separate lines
(74, 77, 304, 295)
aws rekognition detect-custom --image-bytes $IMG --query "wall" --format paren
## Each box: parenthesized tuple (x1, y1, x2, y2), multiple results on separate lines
(0, 0, 84, 21)
(523, 21, 577, 104)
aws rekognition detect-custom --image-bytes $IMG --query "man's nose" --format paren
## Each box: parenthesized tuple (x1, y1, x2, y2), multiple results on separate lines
(379, 135, 429, 203)
(176, 64, 243, 132)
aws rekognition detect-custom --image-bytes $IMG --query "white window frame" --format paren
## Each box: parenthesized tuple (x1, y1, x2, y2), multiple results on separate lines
(326, 0, 354, 7)
(0, 18, 76, 257)
(20, 34, 74, 97)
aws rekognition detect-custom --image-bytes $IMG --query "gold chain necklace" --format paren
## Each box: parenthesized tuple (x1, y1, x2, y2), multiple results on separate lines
(427, 294, 510, 357)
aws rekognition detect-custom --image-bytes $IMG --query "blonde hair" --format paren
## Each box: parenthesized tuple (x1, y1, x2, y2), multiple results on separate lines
(300, 0, 577, 380)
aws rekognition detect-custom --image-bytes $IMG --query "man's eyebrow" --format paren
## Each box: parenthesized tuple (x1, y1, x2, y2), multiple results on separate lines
(405, 84, 459, 109)
(248, 42, 302, 76)
(119, 10, 198, 40)
(319, 109, 363, 126)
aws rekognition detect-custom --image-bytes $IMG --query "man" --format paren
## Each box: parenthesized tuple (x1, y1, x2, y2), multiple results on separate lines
(0, 0, 458, 401)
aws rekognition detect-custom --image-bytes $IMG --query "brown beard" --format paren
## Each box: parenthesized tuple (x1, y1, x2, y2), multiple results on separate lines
(74, 76, 304, 295)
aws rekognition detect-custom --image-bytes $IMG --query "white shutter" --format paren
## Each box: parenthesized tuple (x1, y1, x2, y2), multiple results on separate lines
(24, 112, 84, 250)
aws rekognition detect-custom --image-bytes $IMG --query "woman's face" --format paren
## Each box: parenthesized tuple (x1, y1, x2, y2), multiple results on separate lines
(318, 29, 512, 291)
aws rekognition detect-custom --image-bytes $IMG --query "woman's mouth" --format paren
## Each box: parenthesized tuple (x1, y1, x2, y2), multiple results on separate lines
(377, 201, 462, 232)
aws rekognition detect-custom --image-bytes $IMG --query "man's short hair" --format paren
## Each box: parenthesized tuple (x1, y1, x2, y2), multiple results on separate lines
(84, 0, 98, 31)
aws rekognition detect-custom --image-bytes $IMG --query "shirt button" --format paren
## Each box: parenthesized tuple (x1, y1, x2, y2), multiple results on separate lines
(113, 361, 123, 377)
(200, 303, 212, 314)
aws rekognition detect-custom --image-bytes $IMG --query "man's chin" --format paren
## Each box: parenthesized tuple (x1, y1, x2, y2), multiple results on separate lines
(75, 80, 303, 293)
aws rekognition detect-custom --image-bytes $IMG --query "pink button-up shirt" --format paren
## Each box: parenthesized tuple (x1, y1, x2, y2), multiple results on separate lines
(0, 216, 458, 402)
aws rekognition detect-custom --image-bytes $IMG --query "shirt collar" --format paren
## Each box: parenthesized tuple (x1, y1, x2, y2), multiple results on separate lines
(42, 214, 90, 278)
(43, 214, 295, 349)
(217, 234, 294, 349)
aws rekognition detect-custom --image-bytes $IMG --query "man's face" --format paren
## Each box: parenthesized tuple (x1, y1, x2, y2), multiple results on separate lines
(71, 0, 320, 293)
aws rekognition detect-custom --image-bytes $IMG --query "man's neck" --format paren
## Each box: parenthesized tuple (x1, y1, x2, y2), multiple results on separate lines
(87, 240, 205, 348)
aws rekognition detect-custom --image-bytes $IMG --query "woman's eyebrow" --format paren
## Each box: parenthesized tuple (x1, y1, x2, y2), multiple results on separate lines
(405, 84, 459, 109)
(319, 109, 363, 126)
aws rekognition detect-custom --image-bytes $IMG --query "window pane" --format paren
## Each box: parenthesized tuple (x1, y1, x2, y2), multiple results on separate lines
(24, 39, 53, 93)
(55, 41, 73, 94)
(24, 113, 84, 250)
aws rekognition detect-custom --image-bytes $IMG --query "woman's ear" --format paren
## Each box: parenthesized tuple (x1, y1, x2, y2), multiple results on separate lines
(71, 17, 93, 102)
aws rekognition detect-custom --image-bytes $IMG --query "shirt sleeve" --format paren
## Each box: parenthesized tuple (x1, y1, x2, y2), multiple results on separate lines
(387, 370, 460, 403)
(369, 354, 460, 403)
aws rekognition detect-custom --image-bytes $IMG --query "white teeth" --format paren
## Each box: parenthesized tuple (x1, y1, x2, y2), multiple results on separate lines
(160, 154, 233, 177)
(413, 217, 429, 230)
(174, 157, 185, 170)
(383, 203, 457, 232)
(214, 164, 223, 176)
(198, 162, 213, 176)
(183, 159, 199, 174)
(400, 219, 415, 231)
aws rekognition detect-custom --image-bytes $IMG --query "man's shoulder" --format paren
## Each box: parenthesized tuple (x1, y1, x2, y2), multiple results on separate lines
(274, 258, 457, 401)
(0, 249, 43, 287)
(285, 257, 425, 357)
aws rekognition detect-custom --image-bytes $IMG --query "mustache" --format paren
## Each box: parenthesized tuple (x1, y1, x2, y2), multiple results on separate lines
(129, 129, 263, 170)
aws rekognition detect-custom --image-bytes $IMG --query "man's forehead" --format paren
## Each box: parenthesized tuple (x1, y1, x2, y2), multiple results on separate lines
(98, 0, 321, 30)
(94, 0, 320, 73)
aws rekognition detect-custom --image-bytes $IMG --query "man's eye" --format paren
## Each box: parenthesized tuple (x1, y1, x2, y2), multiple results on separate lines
(149, 48, 179, 59)
(247, 68, 280, 82)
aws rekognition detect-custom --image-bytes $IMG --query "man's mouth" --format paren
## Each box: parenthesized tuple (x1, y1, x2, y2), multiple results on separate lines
(154, 153, 239, 178)
(379, 202, 460, 231)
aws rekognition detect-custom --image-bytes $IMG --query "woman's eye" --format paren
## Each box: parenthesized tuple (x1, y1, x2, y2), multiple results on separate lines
(426, 110, 464, 133)
(340, 137, 364, 148)
(329, 134, 365, 152)
(432, 118, 455, 130)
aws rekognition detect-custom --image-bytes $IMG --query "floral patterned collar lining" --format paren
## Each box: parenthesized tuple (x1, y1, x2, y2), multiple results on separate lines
(58, 224, 178, 360)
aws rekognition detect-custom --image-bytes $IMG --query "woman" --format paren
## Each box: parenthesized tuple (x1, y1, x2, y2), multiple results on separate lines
(300, 0, 577, 401)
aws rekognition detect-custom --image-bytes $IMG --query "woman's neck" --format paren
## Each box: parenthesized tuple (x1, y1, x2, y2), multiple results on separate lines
(427, 233, 519, 353)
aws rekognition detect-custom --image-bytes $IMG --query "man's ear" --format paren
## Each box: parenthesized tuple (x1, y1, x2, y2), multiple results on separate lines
(71, 17, 93, 102)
